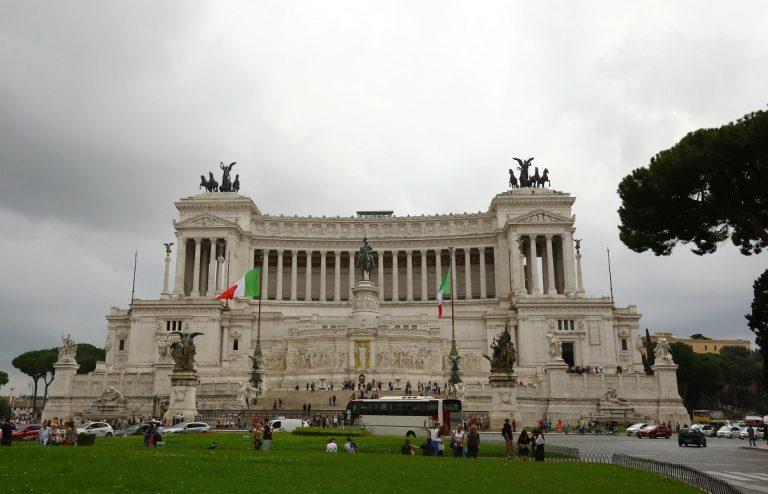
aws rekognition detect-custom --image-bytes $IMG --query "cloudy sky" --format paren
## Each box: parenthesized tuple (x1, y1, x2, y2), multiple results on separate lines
(1, 1, 766, 395)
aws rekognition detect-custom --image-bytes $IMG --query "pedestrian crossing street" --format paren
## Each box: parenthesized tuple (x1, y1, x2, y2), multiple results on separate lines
(706, 471, 768, 493)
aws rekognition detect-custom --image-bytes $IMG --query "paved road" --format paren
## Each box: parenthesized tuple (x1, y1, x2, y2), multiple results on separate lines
(485, 432, 768, 493)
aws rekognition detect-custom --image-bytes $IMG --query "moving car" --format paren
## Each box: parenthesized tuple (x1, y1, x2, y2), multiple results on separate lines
(165, 421, 210, 434)
(678, 428, 707, 447)
(625, 423, 649, 436)
(716, 425, 742, 439)
(636, 424, 672, 439)
(689, 424, 715, 437)
(265, 418, 310, 433)
(12, 423, 43, 441)
(739, 426, 765, 440)
(76, 422, 115, 438)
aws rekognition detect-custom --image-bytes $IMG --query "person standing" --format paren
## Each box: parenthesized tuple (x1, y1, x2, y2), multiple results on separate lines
(1, 418, 15, 446)
(451, 425, 466, 458)
(425, 421, 441, 452)
(39, 422, 51, 446)
(534, 430, 545, 461)
(466, 425, 480, 458)
(502, 418, 514, 459)
(262, 420, 272, 451)
(747, 426, 756, 447)
(517, 430, 530, 460)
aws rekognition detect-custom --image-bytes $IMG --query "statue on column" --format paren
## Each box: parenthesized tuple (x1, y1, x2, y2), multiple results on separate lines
(483, 324, 516, 373)
(654, 337, 674, 364)
(219, 161, 236, 192)
(170, 332, 203, 371)
(356, 237, 376, 280)
(513, 157, 534, 188)
(58, 333, 77, 361)
(546, 332, 563, 361)
(164, 242, 174, 256)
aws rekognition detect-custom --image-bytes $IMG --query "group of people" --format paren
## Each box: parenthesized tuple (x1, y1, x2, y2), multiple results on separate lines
(250, 419, 273, 451)
(503, 418, 545, 461)
(325, 437, 357, 453)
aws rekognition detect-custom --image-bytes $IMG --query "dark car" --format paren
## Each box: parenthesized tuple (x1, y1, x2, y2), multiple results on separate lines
(637, 424, 672, 439)
(678, 428, 707, 447)
(13, 423, 43, 441)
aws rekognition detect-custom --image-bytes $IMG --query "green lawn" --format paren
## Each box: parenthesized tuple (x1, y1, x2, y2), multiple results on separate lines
(0, 433, 701, 494)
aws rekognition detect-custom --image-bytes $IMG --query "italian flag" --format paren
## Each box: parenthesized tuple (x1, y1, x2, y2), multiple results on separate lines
(216, 268, 261, 300)
(437, 267, 451, 318)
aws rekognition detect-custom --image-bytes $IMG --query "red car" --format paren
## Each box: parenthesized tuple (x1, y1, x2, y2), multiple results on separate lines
(636, 424, 672, 439)
(13, 423, 43, 441)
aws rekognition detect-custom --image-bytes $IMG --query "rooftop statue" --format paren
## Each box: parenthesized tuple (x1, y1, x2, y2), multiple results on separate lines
(510, 157, 551, 189)
(356, 237, 376, 280)
(483, 323, 516, 374)
(199, 162, 240, 193)
(170, 332, 203, 372)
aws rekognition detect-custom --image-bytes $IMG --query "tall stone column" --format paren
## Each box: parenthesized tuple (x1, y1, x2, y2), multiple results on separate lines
(576, 250, 585, 295)
(508, 231, 523, 295)
(162, 252, 171, 296)
(420, 251, 428, 301)
(319, 250, 327, 302)
(262, 249, 269, 299)
(528, 235, 540, 296)
(216, 255, 225, 292)
(173, 237, 186, 295)
(450, 248, 457, 296)
(334, 251, 341, 302)
(494, 233, 511, 298)
(305, 251, 313, 302)
(192, 238, 202, 296)
(435, 248, 442, 294)
(545, 235, 557, 295)
(464, 248, 472, 300)
(479, 247, 487, 299)
(562, 231, 577, 296)
(276, 250, 284, 301)
(290, 249, 298, 301)
(207, 240, 217, 296)
(406, 250, 413, 302)
(348, 251, 355, 299)
(392, 250, 399, 301)
(377, 251, 385, 301)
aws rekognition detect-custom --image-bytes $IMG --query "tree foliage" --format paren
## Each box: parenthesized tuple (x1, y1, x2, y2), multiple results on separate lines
(75, 343, 106, 374)
(689, 334, 710, 340)
(0, 370, 8, 390)
(618, 109, 768, 256)
(11, 349, 57, 416)
(640, 328, 655, 375)
(747, 268, 768, 389)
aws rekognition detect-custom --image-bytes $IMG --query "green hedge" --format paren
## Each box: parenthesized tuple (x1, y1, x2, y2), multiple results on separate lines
(292, 427, 369, 437)
(76, 433, 95, 446)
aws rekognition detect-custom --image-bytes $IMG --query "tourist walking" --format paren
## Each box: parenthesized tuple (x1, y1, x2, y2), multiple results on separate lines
(502, 418, 514, 458)
(466, 425, 480, 458)
(747, 426, 757, 447)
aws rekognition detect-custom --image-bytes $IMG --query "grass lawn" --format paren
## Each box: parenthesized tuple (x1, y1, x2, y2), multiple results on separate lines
(0, 432, 701, 494)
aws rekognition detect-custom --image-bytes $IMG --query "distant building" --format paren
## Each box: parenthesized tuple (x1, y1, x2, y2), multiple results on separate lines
(647, 332, 751, 354)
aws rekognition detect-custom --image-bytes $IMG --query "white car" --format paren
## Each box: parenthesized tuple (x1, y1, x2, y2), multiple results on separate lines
(266, 418, 310, 433)
(164, 421, 211, 434)
(739, 427, 765, 440)
(716, 425, 742, 438)
(690, 424, 715, 437)
(625, 423, 649, 436)
(76, 422, 115, 438)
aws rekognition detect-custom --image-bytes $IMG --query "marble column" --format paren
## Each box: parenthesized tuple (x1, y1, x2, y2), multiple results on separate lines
(216, 256, 225, 292)
(305, 250, 313, 302)
(528, 235, 540, 295)
(508, 231, 523, 295)
(290, 249, 298, 301)
(576, 250, 585, 294)
(406, 250, 413, 302)
(420, 250, 428, 301)
(392, 250, 399, 301)
(173, 237, 186, 295)
(377, 251, 384, 301)
(464, 248, 472, 300)
(334, 251, 341, 302)
(192, 238, 202, 296)
(435, 249, 442, 297)
(545, 235, 557, 295)
(276, 250, 284, 301)
(494, 233, 511, 298)
(479, 247, 487, 299)
(319, 251, 327, 302)
(450, 248, 457, 297)
(262, 249, 269, 299)
(348, 251, 355, 298)
(563, 231, 578, 295)
(207, 239, 217, 296)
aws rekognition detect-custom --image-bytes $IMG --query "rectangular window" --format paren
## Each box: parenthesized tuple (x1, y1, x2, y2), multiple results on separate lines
(557, 320, 575, 331)
(166, 320, 182, 332)
(118, 339, 125, 351)
(233, 338, 239, 351)
(621, 338, 628, 351)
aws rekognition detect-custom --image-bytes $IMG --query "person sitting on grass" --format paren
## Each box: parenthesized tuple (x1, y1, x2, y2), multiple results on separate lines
(400, 438, 415, 455)
(343, 437, 357, 453)
(419, 435, 435, 456)
(326, 437, 338, 453)
(517, 430, 530, 460)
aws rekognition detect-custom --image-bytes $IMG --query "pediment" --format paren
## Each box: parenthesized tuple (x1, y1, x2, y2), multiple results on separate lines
(348, 328, 378, 337)
(508, 209, 571, 225)
(175, 214, 238, 229)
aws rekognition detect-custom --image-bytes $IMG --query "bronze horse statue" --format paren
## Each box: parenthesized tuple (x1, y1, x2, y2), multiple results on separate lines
(200, 172, 219, 192)
(537, 168, 550, 188)
(508, 169, 519, 188)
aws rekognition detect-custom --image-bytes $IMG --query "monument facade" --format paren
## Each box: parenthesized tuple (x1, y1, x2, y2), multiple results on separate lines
(43, 184, 689, 426)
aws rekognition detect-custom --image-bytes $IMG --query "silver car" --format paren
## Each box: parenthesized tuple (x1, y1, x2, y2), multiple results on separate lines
(625, 423, 649, 436)
(164, 421, 211, 434)
(76, 422, 115, 438)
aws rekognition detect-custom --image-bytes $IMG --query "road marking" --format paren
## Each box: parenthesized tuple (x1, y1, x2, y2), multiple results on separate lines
(705, 471, 768, 493)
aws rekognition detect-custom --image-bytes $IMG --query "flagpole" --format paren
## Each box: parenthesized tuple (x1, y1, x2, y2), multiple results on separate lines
(448, 247, 460, 388)
(130, 251, 137, 306)
(253, 256, 264, 394)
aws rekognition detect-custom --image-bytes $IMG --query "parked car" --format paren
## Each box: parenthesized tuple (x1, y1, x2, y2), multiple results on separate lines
(739, 427, 765, 440)
(76, 422, 115, 438)
(12, 423, 43, 441)
(689, 424, 715, 437)
(165, 421, 210, 434)
(114, 424, 144, 437)
(265, 418, 310, 433)
(625, 423, 649, 436)
(636, 424, 672, 439)
(678, 428, 707, 447)
(716, 425, 742, 438)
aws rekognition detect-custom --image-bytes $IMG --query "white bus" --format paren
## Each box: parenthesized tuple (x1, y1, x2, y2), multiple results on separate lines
(345, 396, 462, 437)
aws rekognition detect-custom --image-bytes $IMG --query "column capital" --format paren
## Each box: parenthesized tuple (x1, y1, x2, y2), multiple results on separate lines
(291, 249, 299, 255)
(545, 233, 554, 239)
(479, 246, 486, 252)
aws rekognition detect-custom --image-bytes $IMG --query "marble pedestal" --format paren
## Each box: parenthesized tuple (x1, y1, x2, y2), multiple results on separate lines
(488, 373, 522, 430)
(165, 370, 198, 421)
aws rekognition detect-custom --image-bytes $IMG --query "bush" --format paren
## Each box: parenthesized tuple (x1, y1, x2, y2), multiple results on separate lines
(292, 427, 369, 437)
(77, 433, 95, 446)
